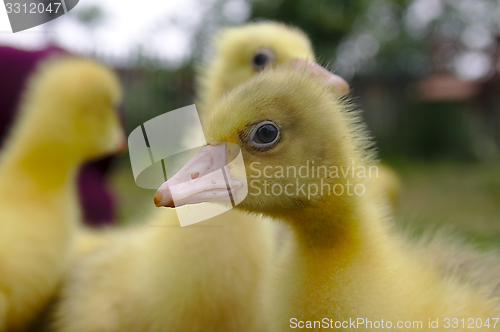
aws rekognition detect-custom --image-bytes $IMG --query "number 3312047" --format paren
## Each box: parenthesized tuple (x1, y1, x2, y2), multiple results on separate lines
(5, 2, 62, 14)
(444, 318, 498, 329)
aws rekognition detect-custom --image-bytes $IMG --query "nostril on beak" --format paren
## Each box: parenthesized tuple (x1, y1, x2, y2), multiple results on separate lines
(191, 172, 200, 180)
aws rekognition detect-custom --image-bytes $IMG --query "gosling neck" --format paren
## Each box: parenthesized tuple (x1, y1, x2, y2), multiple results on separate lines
(282, 179, 385, 251)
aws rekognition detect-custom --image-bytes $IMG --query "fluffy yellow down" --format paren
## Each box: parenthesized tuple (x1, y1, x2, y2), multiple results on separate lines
(0, 57, 122, 332)
(200, 64, 500, 331)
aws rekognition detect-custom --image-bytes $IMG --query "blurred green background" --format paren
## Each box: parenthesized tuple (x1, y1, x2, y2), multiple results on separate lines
(12, 0, 500, 245)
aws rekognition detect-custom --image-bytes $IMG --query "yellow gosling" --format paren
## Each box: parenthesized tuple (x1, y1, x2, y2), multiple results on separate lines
(156, 63, 500, 331)
(0, 57, 123, 331)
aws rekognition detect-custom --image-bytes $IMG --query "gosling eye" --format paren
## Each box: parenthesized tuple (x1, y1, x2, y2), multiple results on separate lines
(248, 121, 280, 149)
(251, 48, 275, 71)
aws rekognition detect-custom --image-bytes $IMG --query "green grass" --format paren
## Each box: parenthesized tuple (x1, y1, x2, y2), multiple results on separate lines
(392, 159, 500, 247)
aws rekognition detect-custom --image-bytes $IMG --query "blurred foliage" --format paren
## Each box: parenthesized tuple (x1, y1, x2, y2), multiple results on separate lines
(251, 0, 422, 79)
(74, 5, 106, 28)
(119, 65, 195, 135)
(251, 0, 377, 59)
(251, 0, 500, 80)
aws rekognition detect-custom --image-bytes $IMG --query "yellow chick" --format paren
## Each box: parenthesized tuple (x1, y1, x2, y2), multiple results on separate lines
(53, 22, 323, 332)
(155, 62, 500, 331)
(0, 57, 123, 332)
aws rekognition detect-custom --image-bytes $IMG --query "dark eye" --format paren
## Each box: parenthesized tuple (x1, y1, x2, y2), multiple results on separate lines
(248, 121, 280, 148)
(251, 48, 275, 71)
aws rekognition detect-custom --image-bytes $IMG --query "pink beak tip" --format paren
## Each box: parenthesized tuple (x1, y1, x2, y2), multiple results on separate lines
(153, 191, 162, 207)
(154, 186, 174, 208)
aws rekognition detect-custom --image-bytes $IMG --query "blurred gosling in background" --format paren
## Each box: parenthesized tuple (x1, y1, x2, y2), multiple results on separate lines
(0, 57, 123, 331)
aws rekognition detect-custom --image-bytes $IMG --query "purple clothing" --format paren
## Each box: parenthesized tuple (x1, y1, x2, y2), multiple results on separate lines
(0, 45, 115, 226)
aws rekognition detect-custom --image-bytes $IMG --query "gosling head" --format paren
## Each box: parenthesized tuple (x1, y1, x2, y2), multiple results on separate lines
(199, 21, 349, 106)
(21, 57, 125, 161)
(156, 61, 371, 220)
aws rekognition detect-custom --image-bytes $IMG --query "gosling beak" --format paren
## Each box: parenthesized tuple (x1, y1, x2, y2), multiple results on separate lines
(154, 143, 242, 208)
(291, 59, 350, 96)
